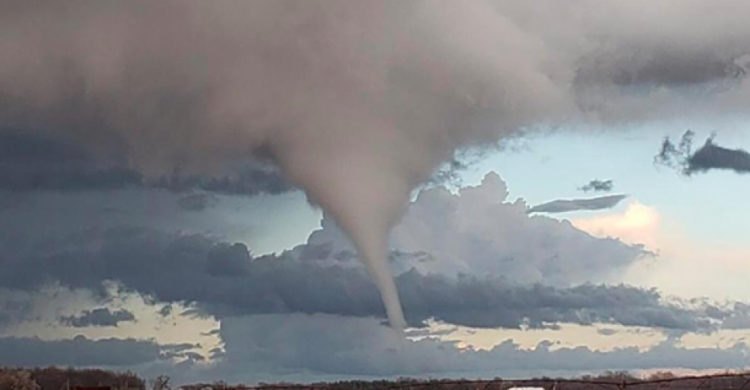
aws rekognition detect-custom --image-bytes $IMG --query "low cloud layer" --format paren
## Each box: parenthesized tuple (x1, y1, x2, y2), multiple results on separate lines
(656, 131, 750, 175)
(0, 223, 737, 332)
(5, 314, 746, 382)
(0, 131, 292, 196)
(0, 292, 31, 330)
(0, 336, 161, 367)
(0, 174, 682, 331)
(398, 271, 722, 331)
(528, 195, 628, 214)
(60, 308, 136, 328)
(215, 314, 749, 381)
(176, 193, 219, 212)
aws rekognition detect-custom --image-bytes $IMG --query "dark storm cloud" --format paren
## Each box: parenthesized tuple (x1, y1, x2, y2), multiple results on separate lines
(397, 270, 715, 331)
(0, 131, 292, 196)
(6, 0, 750, 332)
(0, 228, 386, 320)
(0, 228, 729, 332)
(574, 47, 748, 88)
(527, 195, 627, 214)
(689, 141, 750, 174)
(0, 193, 26, 211)
(217, 314, 749, 380)
(60, 308, 136, 328)
(0, 292, 33, 329)
(153, 167, 292, 197)
(579, 179, 614, 193)
(176, 193, 219, 212)
(655, 130, 750, 175)
(0, 336, 161, 367)
(0, 131, 141, 191)
(0, 290, 34, 331)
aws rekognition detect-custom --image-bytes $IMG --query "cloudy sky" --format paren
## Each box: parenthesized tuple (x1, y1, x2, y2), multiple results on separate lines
(2, 0, 750, 385)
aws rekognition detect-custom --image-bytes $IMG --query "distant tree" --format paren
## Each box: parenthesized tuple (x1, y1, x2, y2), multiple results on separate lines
(593, 371, 639, 383)
(646, 372, 677, 381)
(150, 376, 171, 390)
(0, 367, 146, 390)
(0, 369, 41, 390)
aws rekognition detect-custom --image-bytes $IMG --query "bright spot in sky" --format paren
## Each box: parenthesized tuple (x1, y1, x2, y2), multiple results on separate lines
(571, 201, 660, 249)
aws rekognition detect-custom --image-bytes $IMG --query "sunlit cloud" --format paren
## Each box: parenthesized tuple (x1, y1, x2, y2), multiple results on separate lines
(571, 201, 661, 250)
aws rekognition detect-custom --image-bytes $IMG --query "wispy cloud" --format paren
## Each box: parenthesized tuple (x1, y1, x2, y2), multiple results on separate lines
(579, 179, 615, 193)
(528, 195, 628, 214)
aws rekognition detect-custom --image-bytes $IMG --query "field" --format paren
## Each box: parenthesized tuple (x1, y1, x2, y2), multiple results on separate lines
(4, 369, 750, 390)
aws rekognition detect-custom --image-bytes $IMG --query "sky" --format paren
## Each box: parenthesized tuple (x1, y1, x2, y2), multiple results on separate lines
(2, 0, 750, 385)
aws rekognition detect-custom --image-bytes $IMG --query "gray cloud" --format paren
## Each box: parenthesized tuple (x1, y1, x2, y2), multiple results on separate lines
(0, 131, 292, 196)
(398, 271, 718, 331)
(0, 193, 26, 211)
(0, 174, 710, 331)
(711, 303, 750, 330)
(574, 46, 748, 89)
(0, 291, 33, 330)
(153, 167, 291, 197)
(0, 187, 300, 262)
(60, 308, 136, 328)
(579, 179, 614, 193)
(656, 131, 750, 175)
(0, 226, 730, 332)
(690, 141, 750, 174)
(0, 131, 141, 192)
(0, 335, 162, 367)
(528, 195, 628, 214)
(214, 314, 749, 381)
(176, 193, 219, 212)
(0, 228, 382, 320)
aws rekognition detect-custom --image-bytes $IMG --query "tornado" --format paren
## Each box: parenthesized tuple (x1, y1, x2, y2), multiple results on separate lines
(3, 0, 750, 329)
